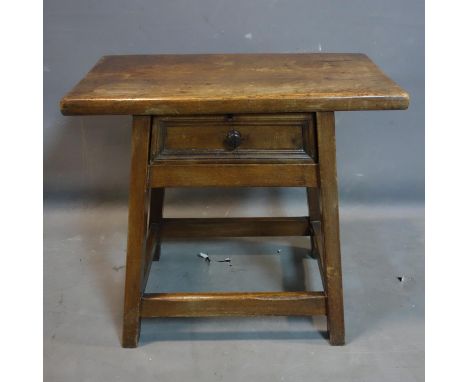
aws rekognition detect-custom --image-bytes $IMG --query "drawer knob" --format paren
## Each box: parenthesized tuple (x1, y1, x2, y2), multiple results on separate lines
(226, 129, 242, 149)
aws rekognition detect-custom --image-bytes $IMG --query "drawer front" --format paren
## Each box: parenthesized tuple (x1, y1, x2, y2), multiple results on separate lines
(151, 114, 316, 161)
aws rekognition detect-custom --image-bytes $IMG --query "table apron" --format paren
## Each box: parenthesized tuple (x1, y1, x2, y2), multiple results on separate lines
(149, 162, 319, 187)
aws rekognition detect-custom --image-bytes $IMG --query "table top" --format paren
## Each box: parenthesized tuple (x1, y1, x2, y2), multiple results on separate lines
(60, 53, 409, 115)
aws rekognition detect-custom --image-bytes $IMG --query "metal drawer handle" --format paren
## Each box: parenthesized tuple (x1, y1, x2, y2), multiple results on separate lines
(226, 129, 242, 149)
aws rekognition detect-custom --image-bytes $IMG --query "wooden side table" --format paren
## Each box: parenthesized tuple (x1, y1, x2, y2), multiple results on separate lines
(61, 53, 409, 347)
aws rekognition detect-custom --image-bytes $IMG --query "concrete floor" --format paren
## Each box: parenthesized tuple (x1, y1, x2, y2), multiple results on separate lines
(44, 190, 424, 381)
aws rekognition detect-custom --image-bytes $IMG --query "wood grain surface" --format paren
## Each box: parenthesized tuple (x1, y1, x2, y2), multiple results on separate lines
(149, 162, 318, 187)
(60, 53, 409, 115)
(122, 116, 152, 348)
(156, 217, 311, 237)
(151, 113, 313, 161)
(140, 292, 326, 317)
(316, 112, 345, 345)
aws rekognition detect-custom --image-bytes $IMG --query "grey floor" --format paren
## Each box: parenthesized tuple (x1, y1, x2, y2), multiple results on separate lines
(44, 189, 424, 381)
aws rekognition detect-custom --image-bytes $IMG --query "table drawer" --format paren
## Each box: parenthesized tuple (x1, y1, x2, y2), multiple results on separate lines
(151, 114, 316, 161)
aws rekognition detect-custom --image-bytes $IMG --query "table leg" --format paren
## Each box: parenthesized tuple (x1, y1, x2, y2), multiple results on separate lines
(316, 112, 345, 345)
(149, 188, 165, 261)
(306, 187, 321, 258)
(122, 116, 151, 348)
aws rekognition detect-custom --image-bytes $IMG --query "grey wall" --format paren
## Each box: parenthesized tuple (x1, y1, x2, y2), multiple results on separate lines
(44, 0, 424, 206)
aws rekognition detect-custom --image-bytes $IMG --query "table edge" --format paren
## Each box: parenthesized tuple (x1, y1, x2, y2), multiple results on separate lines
(60, 93, 410, 116)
